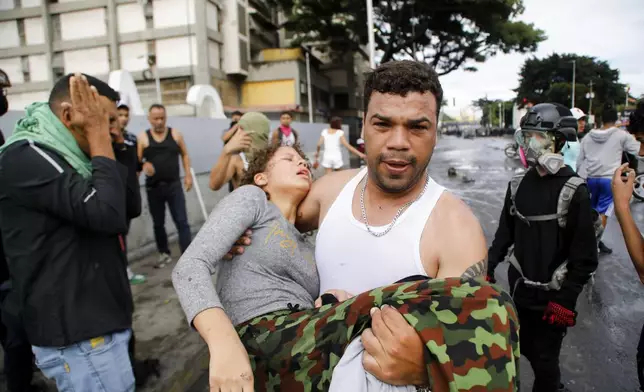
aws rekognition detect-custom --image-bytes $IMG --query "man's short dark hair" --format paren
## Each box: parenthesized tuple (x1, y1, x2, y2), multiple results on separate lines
(280, 111, 292, 118)
(48, 73, 120, 109)
(118, 103, 129, 111)
(363, 60, 443, 118)
(602, 102, 618, 124)
(149, 103, 165, 112)
(232, 110, 243, 117)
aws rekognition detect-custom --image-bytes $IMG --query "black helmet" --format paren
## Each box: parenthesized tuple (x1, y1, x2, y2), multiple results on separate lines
(0, 69, 10, 89)
(520, 103, 578, 152)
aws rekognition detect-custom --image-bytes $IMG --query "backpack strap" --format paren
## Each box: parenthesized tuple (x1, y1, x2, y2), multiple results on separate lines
(556, 176, 585, 228)
(509, 173, 528, 223)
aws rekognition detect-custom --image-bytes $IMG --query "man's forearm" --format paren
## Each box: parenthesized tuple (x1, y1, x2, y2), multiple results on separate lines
(209, 152, 233, 190)
(615, 203, 644, 281)
(182, 155, 192, 177)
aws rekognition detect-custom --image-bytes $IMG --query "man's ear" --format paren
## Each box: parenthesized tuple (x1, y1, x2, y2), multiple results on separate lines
(58, 102, 73, 129)
(254, 172, 268, 187)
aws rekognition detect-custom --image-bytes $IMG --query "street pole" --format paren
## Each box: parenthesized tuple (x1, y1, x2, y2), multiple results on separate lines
(571, 60, 576, 108)
(626, 85, 630, 111)
(305, 51, 313, 123)
(498, 102, 503, 128)
(366, 0, 376, 69)
(588, 80, 593, 117)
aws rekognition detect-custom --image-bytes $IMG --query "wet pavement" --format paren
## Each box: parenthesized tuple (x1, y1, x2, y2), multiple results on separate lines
(2, 136, 643, 391)
(431, 136, 644, 392)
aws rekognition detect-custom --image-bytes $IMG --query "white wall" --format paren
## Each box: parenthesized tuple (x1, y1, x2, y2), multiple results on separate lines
(120, 42, 148, 72)
(153, 0, 195, 28)
(0, 0, 15, 11)
(63, 47, 110, 75)
(156, 36, 197, 68)
(206, 2, 219, 31)
(117, 3, 146, 33)
(6, 91, 49, 110)
(208, 40, 220, 70)
(24, 17, 45, 45)
(0, 58, 23, 84)
(28, 54, 48, 82)
(0, 21, 19, 49)
(21, 0, 41, 8)
(61, 9, 107, 40)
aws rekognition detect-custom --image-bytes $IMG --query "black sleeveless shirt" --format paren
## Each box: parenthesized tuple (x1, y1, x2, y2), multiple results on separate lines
(142, 128, 181, 186)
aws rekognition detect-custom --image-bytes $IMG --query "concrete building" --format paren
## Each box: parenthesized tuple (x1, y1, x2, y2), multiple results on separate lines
(0, 0, 368, 129)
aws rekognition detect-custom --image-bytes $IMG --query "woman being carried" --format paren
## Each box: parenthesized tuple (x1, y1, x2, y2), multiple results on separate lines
(173, 144, 520, 392)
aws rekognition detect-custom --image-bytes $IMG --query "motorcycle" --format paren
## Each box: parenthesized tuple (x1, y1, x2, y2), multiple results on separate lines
(504, 142, 519, 159)
(623, 152, 644, 201)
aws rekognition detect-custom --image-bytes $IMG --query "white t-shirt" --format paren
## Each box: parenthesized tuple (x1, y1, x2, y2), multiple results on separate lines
(322, 129, 344, 159)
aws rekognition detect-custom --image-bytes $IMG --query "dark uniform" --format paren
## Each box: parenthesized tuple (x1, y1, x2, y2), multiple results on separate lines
(488, 103, 599, 392)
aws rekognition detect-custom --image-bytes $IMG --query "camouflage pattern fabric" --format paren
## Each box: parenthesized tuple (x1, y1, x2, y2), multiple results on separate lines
(236, 277, 520, 392)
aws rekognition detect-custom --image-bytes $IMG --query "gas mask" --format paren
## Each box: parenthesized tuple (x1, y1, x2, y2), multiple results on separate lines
(515, 130, 565, 175)
(0, 91, 8, 117)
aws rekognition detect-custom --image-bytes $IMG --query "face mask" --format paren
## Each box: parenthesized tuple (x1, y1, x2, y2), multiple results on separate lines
(537, 152, 565, 175)
(0, 94, 7, 117)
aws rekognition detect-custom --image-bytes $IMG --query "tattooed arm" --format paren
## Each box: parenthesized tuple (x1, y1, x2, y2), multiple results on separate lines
(433, 193, 488, 279)
(461, 258, 488, 279)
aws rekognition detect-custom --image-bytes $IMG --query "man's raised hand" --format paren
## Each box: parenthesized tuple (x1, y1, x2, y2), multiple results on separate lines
(62, 74, 108, 135)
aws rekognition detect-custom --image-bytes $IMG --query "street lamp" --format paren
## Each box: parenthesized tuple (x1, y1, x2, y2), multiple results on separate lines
(585, 80, 595, 118)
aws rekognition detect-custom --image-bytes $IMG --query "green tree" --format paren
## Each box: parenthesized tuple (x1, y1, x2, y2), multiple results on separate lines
(514, 53, 627, 120)
(473, 98, 514, 127)
(271, 0, 545, 75)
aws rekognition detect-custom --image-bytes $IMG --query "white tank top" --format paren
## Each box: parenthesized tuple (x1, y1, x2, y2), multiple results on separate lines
(322, 129, 343, 159)
(315, 168, 445, 295)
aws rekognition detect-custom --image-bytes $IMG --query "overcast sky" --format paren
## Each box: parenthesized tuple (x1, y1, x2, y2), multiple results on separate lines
(439, 0, 644, 116)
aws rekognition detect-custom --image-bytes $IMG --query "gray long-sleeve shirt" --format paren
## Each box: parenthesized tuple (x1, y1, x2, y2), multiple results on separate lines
(577, 127, 641, 178)
(172, 185, 319, 326)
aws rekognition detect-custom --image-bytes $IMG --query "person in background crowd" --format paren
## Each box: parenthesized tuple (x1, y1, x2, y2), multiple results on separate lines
(488, 103, 598, 392)
(221, 110, 243, 145)
(0, 73, 135, 391)
(221, 110, 244, 192)
(577, 102, 644, 254)
(272, 111, 299, 146)
(137, 104, 193, 268)
(561, 107, 584, 170)
(115, 104, 145, 284)
(613, 101, 644, 391)
(314, 116, 365, 174)
(208, 112, 271, 191)
(571, 107, 588, 140)
(0, 69, 44, 392)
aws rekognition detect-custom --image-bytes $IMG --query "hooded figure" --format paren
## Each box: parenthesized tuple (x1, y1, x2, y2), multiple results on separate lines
(237, 112, 270, 169)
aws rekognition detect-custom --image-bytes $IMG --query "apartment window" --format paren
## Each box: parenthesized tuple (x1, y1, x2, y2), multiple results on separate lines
(237, 3, 246, 34)
(15, 0, 22, 8)
(334, 93, 349, 110)
(161, 78, 189, 105)
(239, 39, 249, 71)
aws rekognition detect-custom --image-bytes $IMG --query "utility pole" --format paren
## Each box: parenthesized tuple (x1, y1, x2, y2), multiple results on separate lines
(366, 0, 376, 69)
(587, 80, 594, 117)
(571, 59, 576, 108)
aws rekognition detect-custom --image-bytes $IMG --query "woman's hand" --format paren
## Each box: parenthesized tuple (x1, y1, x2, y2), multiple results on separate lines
(613, 163, 635, 210)
(207, 339, 255, 392)
(314, 289, 354, 307)
(194, 308, 255, 391)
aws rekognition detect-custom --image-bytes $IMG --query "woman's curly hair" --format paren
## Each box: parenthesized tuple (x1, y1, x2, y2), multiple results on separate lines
(240, 143, 310, 187)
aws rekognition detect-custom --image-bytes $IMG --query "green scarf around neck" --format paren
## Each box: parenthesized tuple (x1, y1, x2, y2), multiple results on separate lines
(0, 102, 92, 178)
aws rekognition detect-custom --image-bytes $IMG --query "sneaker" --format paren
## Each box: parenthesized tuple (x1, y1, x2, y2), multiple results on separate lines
(155, 253, 172, 268)
(598, 241, 613, 254)
(129, 274, 146, 285)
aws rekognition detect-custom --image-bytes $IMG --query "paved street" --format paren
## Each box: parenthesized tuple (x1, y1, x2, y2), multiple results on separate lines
(2, 135, 643, 391)
(431, 136, 644, 392)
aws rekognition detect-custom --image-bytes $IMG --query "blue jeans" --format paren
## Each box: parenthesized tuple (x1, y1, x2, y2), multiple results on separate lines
(32, 329, 135, 392)
(146, 180, 192, 254)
